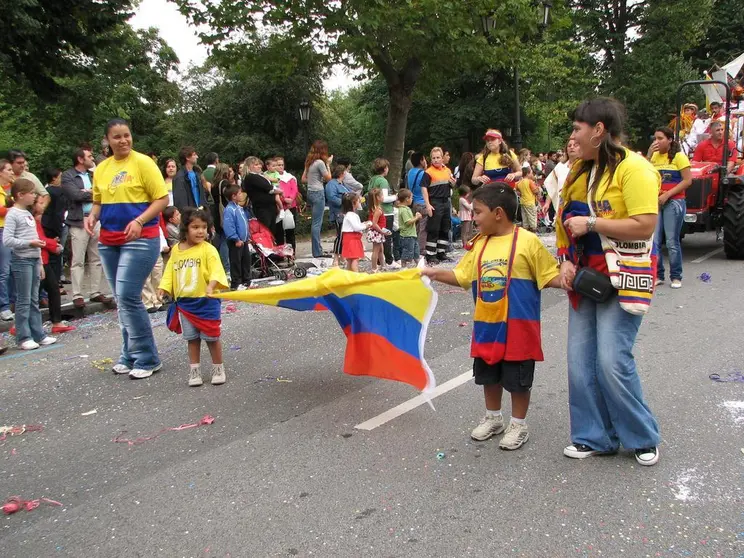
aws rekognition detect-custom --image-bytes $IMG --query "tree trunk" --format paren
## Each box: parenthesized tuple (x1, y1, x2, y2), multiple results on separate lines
(383, 82, 414, 189)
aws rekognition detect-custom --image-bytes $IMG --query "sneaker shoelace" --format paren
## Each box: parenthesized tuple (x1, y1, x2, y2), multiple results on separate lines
(189, 368, 201, 381)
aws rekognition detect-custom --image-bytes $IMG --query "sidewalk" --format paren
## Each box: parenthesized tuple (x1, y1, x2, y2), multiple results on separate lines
(0, 267, 114, 333)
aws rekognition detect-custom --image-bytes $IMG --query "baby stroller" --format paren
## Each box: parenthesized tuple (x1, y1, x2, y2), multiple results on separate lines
(249, 219, 308, 281)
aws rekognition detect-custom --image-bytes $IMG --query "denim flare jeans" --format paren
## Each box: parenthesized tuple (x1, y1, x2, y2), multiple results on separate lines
(653, 198, 685, 281)
(11, 255, 45, 343)
(99, 237, 161, 371)
(307, 190, 325, 258)
(567, 296, 661, 452)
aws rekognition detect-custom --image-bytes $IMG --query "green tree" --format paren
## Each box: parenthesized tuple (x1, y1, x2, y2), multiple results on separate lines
(0, 24, 181, 171)
(0, 0, 135, 99)
(173, 0, 542, 187)
(687, 0, 744, 71)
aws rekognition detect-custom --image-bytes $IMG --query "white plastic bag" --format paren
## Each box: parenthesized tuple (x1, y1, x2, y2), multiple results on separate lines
(282, 209, 295, 230)
(276, 209, 286, 224)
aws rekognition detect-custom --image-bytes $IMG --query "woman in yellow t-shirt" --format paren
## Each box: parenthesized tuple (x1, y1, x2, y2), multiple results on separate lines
(471, 129, 521, 187)
(0, 159, 14, 323)
(647, 126, 692, 288)
(555, 98, 661, 467)
(86, 118, 169, 380)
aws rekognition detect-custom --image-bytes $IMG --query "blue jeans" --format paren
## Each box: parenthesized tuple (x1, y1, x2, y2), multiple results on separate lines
(212, 231, 230, 277)
(0, 228, 15, 312)
(99, 238, 161, 370)
(653, 198, 685, 281)
(307, 190, 325, 257)
(400, 236, 420, 262)
(567, 296, 661, 451)
(11, 256, 44, 343)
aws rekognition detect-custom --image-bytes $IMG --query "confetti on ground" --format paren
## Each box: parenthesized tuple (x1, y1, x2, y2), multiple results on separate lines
(458, 322, 468, 327)
(91, 358, 113, 371)
(81, 409, 97, 416)
(0, 424, 43, 442)
(113, 415, 215, 447)
(460, 312, 470, 315)
(276, 378, 293, 383)
(436, 452, 445, 460)
(698, 272, 711, 283)
(431, 319, 446, 325)
(229, 346, 241, 351)
(709, 372, 744, 383)
(2, 496, 62, 515)
(224, 303, 238, 314)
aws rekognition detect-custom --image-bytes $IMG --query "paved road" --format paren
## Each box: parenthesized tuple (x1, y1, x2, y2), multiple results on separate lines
(1, 232, 743, 557)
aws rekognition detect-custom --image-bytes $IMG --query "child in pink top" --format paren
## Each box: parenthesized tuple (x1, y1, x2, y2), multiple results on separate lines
(275, 157, 299, 250)
(458, 185, 474, 244)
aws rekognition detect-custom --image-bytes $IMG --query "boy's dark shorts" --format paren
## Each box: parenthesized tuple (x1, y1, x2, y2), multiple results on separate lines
(473, 359, 535, 392)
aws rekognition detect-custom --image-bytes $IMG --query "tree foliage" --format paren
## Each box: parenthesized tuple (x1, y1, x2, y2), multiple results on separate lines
(0, 0, 135, 99)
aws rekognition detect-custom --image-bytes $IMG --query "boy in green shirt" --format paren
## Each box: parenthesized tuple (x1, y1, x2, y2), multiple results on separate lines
(397, 189, 422, 267)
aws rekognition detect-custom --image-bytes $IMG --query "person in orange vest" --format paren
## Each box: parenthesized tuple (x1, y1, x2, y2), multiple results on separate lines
(420, 147, 456, 264)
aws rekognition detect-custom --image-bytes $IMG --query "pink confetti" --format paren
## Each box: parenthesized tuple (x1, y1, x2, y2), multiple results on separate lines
(458, 322, 468, 327)
(0, 424, 43, 442)
(224, 303, 238, 313)
(3, 496, 62, 515)
(113, 415, 215, 447)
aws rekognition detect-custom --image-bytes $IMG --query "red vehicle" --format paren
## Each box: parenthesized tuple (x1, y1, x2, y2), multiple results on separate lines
(675, 80, 744, 258)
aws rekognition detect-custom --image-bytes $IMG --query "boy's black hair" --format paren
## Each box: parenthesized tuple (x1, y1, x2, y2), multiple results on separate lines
(397, 188, 412, 202)
(341, 192, 359, 214)
(471, 182, 518, 222)
(163, 206, 179, 223)
(179, 207, 213, 241)
(224, 185, 241, 201)
(410, 152, 425, 167)
(44, 167, 61, 184)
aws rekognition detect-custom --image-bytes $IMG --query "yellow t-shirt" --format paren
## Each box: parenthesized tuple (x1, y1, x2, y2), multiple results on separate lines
(516, 178, 537, 206)
(92, 150, 168, 245)
(0, 186, 7, 228)
(454, 230, 559, 294)
(650, 151, 690, 199)
(159, 241, 229, 299)
(453, 229, 559, 362)
(475, 152, 520, 172)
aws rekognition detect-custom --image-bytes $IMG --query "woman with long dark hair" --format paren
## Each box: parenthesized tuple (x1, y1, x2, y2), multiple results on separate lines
(162, 158, 177, 206)
(556, 98, 662, 466)
(647, 126, 692, 288)
(302, 140, 332, 257)
(471, 129, 521, 186)
(87, 118, 169, 379)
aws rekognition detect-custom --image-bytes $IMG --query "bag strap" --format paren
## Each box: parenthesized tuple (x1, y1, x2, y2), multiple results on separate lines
(476, 226, 520, 299)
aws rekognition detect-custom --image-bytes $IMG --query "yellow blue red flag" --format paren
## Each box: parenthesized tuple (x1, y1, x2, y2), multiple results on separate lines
(213, 268, 438, 392)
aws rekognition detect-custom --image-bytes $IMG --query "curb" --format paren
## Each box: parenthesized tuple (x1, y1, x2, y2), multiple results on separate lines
(0, 300, 114, 333)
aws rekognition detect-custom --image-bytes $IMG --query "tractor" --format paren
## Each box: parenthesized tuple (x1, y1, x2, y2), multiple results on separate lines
(674, 80, 744, 259)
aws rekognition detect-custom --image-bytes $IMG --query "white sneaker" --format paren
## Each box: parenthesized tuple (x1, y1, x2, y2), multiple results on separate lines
(635, 446, 660, 466)
(470, 414, 506, 441)
(39, 336, 57, 346)
(670, 279, 682, 289)
(211, 364, 226, 385)
(237, 284, 248, 291)
(654, 279, 664, 287)
(0, 310, 13, 321)
(19, 340, 40, 350)
(388, 261, 402, 270)
(129, 363, 163, 380)
(499, 422, 529, 450)
(188, 366, 203, 387)
(112, 363, 131, 375)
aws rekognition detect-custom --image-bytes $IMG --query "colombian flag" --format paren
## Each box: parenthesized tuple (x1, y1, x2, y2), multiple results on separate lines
(167, 298, 222, 338)
(214, 268, 438, 392)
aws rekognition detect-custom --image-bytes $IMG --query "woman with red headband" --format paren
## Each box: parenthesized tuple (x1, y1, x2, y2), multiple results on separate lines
(472, 129, 522, 187)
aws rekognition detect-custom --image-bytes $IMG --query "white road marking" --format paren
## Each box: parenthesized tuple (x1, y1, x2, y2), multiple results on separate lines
(691, 247, 723, 264)
(354, 370, 473, 431)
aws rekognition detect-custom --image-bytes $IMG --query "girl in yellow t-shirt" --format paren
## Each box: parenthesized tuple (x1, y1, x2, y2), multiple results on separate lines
(556, 97, 661, 467)
(647, 126, 692, 288)
(471, 129, 521, 186)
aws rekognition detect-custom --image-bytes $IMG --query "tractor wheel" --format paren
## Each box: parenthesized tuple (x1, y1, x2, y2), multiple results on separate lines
(723, 188, 744, 259)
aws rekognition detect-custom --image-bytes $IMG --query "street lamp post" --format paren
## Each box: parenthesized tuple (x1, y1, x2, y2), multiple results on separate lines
(298, 100, 311, 155)
(480, 1, 551, 152)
